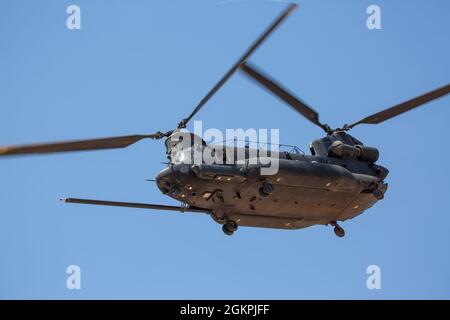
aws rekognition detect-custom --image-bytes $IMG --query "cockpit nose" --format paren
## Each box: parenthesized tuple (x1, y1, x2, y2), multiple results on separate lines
(155, 166, 175, 195)
(156, 164, 192, 197)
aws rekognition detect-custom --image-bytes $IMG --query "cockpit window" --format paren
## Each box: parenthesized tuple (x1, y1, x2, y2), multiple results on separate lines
(165, 131, 205, 164)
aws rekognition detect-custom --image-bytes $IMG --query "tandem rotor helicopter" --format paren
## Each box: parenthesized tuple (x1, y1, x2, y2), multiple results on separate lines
(1, 4, 449, 237)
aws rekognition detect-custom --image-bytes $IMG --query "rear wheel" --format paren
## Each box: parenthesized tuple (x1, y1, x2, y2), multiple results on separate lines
(222, 224, 234, 236)
(222, 220, 238, 236)
(334, 225, 345, 238)
(226, 220, 238, 232)
(373, 189, 384, 200)
(259, 182, 274, 197)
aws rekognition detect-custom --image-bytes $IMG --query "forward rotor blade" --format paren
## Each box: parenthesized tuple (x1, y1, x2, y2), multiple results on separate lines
(346, 83, 450, 129)
(240, 62, 329, 132)
(178, 3, 298, 128)
(62, 198, 211, 214)
(0, 133, 164, 157)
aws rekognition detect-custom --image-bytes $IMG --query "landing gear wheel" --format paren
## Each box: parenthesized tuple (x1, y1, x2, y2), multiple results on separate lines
(373, 189, 384, 200)
(222, 224, 234, 236)
(222, 220, 238, 236)
(334, 225, 345, 238)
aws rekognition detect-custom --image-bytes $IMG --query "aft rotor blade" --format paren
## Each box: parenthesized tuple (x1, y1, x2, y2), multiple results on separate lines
(0, 133, 164, 157)
(240, 62, 329, 132)
(178, 3, 298, 128)
(346, 83, 450, 129)
(62, 198, 211, 214)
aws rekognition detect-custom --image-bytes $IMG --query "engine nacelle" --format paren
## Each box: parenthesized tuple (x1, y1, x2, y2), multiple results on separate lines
(328, 141, 379, 163)
(328, 141, 359, 158)
(355, 145, 379, 163)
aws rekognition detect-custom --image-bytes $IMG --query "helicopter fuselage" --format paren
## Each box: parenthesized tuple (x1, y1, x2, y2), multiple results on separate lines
(156, 131, 389, 231)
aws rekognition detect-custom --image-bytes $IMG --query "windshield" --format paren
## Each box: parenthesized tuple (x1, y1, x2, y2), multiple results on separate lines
(165, 131, 205, 164)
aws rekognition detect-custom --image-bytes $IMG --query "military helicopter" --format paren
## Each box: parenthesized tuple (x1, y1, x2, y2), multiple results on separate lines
(1, 4, 449, 237)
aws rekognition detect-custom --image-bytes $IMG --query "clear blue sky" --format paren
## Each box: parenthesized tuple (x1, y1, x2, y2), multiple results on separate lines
(1, 0, 449, 299)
